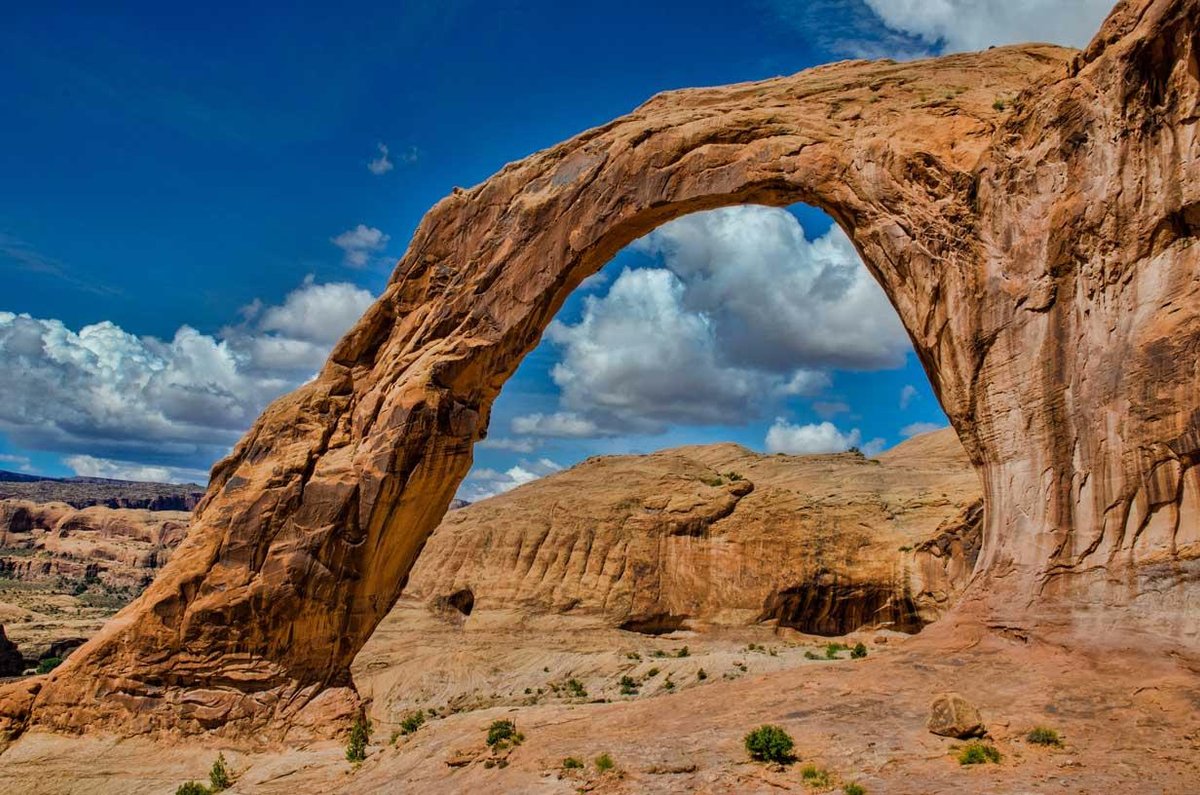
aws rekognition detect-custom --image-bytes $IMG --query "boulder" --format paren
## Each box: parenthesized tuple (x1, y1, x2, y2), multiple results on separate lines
(927, 693, 985, 739)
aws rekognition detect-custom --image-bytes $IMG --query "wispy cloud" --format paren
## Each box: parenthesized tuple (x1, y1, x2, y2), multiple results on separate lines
(367, 142, 394, 175)
(901, 421, 945, 438)
(0, 233, 120, 296)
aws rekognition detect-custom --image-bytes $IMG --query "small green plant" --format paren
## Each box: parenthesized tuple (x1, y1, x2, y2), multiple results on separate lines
(824, 643, 843, 659)
(800, 764, 832, 787)
(957, 741, 1001, 765)
(744, 724, 796, 764)
(208, 753, 230, 791)
(175, 783, 209, 795)
(850, 642, 868, 659)
(898, 545, 913, 552)
(36, 656, 63, 674)
(619, 675, 639, 695)
(400, 710, 425, 735)
(725, 471, 745, 481)
(346, 715, 370, 764)
(804, 650, 822, 660)
(992, 98, 1006, 111)
(566, 678, 588, 698)
(651, 649, 668, 658)
(696, 668, 707, 681)
(843, 784, 866, 795)
(562, 756, 585, 770)
(663, 676, 675, 690)
(595, 752, 616, 773)
(1026, 726, 1062, 747)
(647, 667, 660, 677)
(486, 719, 522, 748)
(677, 646, 689, 658)
(626, 651, 641, 660)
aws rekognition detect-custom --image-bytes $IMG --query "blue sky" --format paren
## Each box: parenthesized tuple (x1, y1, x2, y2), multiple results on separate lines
(0, 1, 1114, 487)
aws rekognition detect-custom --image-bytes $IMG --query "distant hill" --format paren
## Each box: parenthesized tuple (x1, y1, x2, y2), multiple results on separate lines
(0, 472, 205, 512)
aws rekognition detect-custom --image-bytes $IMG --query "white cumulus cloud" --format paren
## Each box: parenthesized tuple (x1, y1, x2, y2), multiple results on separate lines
(0, 277, 373, 482)
(460, 457, 562, 501)
(900, 421, 946, 437)
(331, 224, 390, 268)
(766, 419, 864, 454)
(511, 412, 607, 439)
(862, 0, 1114, 52)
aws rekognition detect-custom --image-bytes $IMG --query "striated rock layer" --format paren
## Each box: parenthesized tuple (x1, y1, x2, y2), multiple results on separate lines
(406, 429, 981, 636)
(1, 0, 1196, 742)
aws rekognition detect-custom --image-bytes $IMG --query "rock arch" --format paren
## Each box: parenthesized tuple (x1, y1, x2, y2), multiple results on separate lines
(1, 0, 1196, 742)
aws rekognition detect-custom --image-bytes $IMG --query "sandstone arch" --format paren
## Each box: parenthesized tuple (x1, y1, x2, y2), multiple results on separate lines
(1, 0, 1196, 743)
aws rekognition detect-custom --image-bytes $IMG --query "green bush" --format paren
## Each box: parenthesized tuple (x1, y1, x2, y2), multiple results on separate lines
(208, 753, 230, 791)
(804, 651, 821, 660)
(566, 678, 588, 698)
(486, 719, 521, 748)
(594, 752, 616, 773)
(619, 675, 639, 695)
(647, 667, 660, 677)
(36, 656, 63, 675)
(346, 715, 370, 764)
(843, 784, 866, 795)
(744, 724, 796, 764)
(400, 710, 425, 735)
(662, 676, 675, 690)
(800, 764, 831, 787)
(957, 741, 1001, 765)
(677, 646, 689, 658)
(696, 668, 707, 681)
(824, 643, 844, 660)
(850, 642, 867, 659)
(562, 756, 584, 770)
(175, 784, 209, 795)
(1026, 726, 1062, 747)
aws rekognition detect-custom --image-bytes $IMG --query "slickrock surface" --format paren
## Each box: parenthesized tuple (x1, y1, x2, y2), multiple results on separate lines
(403, 429, 980, 635)
(1, 0, 1197, 751)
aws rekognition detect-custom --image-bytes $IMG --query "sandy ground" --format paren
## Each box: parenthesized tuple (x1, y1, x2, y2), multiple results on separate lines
(2, 602, 1197, 794)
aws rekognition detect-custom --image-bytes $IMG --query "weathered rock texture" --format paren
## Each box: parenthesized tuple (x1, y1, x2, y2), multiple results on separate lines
(1, 0, 1196, 742)
(407, 429, 980, 636)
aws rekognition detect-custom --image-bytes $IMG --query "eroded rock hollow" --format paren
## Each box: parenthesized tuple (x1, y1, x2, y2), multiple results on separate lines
(0, 0, 1196, 742)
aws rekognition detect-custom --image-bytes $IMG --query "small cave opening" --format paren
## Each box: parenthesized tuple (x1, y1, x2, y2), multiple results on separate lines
(618, 612, 690, 635)
(759, 577, 923, 636)
(435, 587, 475, 617)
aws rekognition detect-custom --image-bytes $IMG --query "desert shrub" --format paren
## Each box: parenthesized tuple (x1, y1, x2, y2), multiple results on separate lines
(663, 676, 675, 690)
(801, 764, 831, 787)
(850, 642, 868, 659)
(843, 784, 866, 795)
(36, 656, 63, 674)
(804, 651, 821, 660)
(346, 715, 370, 763)
(562, 756, 584, 770)
(175, 783, 209, 795)
(626, 651, 641, 660)
(208, 753, 230, 791)
(992, 98, 1007, 111)
(847, 446, 862, 455)
(566, 678, 588, 698)
(697, 668, 708, 681)
(824, 642, 849, 659)
(677, 646, 689, 658)
(647, 667, 660, 677)
(486, 719, 521, 748)
(400, 710, 425, 735)
(726, 472, 745, 481)
(619, 675, 639, 695)
(744, 724, 796, 764)
(957, 741, 1001, 765)
(1026, 726, 1062, 747)
(651, 650, 668, 658)
(594, 752, 616, 772)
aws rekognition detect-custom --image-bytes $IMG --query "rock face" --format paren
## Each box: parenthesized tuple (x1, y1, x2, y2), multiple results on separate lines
(0, 477, 203, 512)
(1, 0, 1196, 743)
(406, 430, 980, 636)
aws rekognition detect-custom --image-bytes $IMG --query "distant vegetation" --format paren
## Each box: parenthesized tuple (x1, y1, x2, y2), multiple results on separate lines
(594, 752, 616, 773)
(346, 715, 370, 764)
(957, 741, 1001, 765)
(399, 711, 425, 736)
(36, 656, 63, 674)
(1026, 726, 1062, 747)
(486, 719, 524, 749)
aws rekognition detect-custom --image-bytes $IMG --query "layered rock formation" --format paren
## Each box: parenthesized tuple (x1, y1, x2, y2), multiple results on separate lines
(407, 429, 980, 636)
(0, 477, 203, 512)
(1, 0, 1196, 744)
(0, 500, 189, 592)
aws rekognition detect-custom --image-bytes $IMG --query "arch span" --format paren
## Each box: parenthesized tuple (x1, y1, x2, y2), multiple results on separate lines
(1, 0, 1197, 742)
